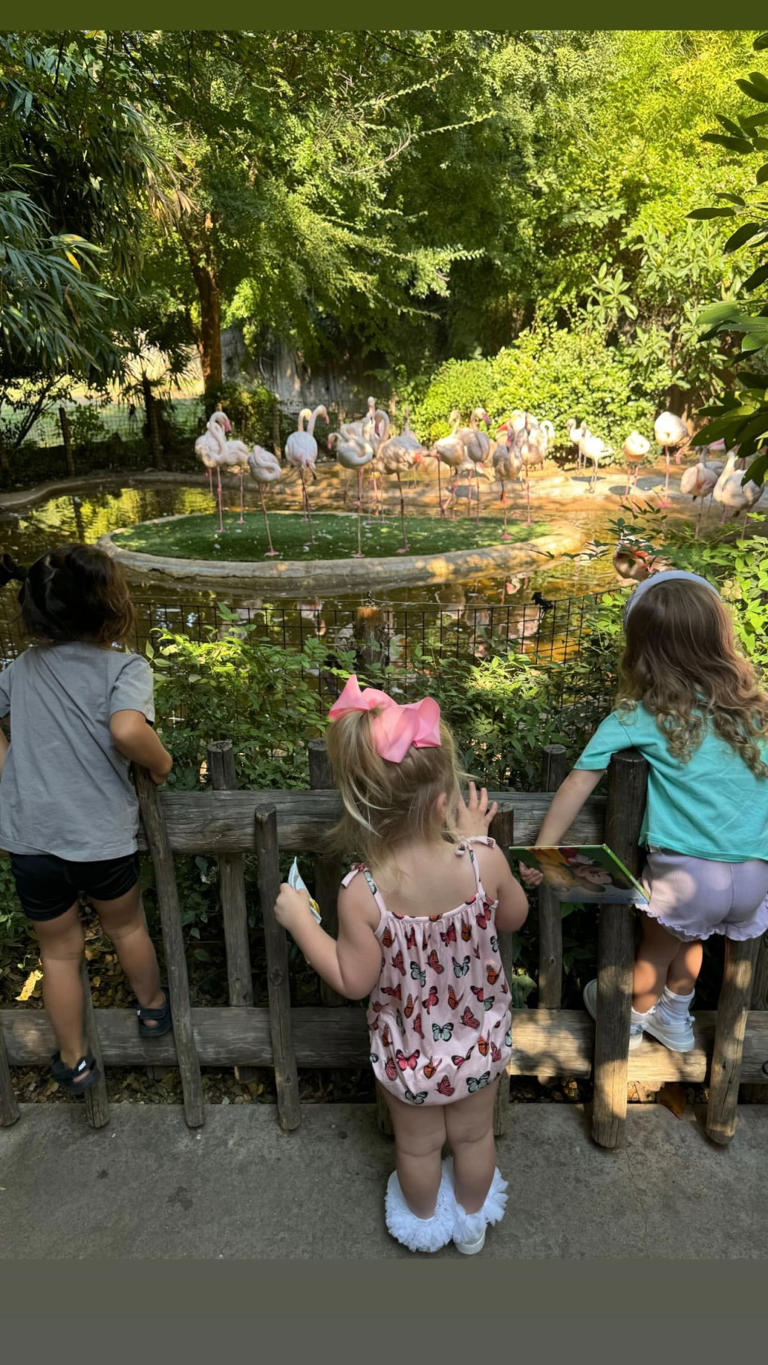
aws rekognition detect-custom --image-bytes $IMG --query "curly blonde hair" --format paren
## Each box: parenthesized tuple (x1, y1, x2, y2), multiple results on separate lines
(618, 579, 768, 777)
(325, 707, 465, 868)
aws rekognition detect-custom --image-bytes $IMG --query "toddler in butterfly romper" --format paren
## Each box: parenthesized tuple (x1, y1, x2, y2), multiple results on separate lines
(356, 838, 513, 1104)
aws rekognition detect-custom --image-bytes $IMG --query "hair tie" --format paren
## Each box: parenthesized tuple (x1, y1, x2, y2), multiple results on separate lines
(328, 674, 441, 763)
(0, 554, 28, 588)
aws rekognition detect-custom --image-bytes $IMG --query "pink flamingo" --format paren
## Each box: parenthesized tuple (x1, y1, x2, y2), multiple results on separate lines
(492, 431, 522, 540)
(654, 411, 688, 506)
(248, 445, 282, 556)
(328, 431, 373, 557)
(372, 412, 418, 553)
(285, 405, 328, 532)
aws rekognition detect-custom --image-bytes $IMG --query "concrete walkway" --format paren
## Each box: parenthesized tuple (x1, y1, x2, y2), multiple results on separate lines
(2, 1101, 767, 1259)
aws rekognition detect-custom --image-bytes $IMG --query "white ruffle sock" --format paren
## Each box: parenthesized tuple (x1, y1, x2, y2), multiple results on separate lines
(384, 1164, 456, 1253)
(443, 1158, 509, 1248)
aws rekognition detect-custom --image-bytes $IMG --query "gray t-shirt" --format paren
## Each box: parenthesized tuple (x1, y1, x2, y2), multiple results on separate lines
(0, 642, 155, 861)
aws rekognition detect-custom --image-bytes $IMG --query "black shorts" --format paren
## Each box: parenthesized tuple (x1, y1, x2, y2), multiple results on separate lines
(10, 852, 140, 922)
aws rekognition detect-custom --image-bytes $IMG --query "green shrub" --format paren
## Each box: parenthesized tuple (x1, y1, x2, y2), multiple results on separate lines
(203, 382, 279, 449)
(68, 404, 108, 450)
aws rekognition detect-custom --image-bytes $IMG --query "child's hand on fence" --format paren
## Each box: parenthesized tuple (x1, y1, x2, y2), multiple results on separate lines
(518, 862, 544, 888)
(275, 883, 311, 933)
(456, 781, 498, 837)
(149, 752, 173, 785)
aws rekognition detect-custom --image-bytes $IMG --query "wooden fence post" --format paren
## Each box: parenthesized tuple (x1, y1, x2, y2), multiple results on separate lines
(255, 807, 300, 1131)
(489, 803, 515, 1138)
(59, 407, 75, 478)
(135, 768, 205, 1128)
(80, 959, 110, 1129)
(741, 933, 768, 1105)
(208, 741, 256, 1083)
(706, 937, 761, 1145)
(591, 748, 647, 1150)
(0, 1021, 19, 1127)
(537, 744, 568, 1011)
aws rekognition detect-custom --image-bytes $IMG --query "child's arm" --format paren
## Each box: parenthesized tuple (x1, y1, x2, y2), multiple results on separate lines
(109, 710, 173, 785)
(479, 844, 529, 932)
(0, 726, 8, 775)
(274, 878, 381, 1000)
(519, 768, 605, 886)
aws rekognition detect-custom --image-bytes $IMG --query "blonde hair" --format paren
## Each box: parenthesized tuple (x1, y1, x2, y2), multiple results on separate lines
(618, 580, 768, 777)
(325, 707, 465, 867)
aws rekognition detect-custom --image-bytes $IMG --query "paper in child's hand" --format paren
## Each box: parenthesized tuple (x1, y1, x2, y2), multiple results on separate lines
(288, 858, 322, 923)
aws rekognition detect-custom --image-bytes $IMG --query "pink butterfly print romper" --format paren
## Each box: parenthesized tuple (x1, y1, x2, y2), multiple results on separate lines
(344, 837, 514, 1106)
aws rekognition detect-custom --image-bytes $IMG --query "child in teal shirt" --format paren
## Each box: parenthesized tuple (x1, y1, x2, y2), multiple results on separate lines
(522, 571, 768, 1052)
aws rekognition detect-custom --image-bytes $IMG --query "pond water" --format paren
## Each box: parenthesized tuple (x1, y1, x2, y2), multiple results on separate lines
(0, 466, 711, 668)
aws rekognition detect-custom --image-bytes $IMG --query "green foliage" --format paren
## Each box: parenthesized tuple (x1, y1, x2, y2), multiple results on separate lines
(688, 32, 768, 483)
(68, 405, 108, 450)
(411, 321, 655, 454)
(203, 383, 278, 448)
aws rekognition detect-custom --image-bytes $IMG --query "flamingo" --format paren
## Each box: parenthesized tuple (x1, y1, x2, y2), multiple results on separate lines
(456, 408, 491, 519)
(429, 410, 465, 516)
(340, 396, 377, 444)
(712, 449, 762, 531)
(492, 431, 522, 540)
(654, 411, 688, 507)
(578, 427, 613, 492)
(193, 409, 245, 533)
(680, 458, 722, 535)
(622, 432, 651, 496)
(509, 413, 547, 525)
(194, 410, 229, 498)
(285, 405, 328, 530)
(372, 412, 417, 552)
(566, 418, 587, 469)
(328, 431, 373, 557)
(248, 445, 282, 557)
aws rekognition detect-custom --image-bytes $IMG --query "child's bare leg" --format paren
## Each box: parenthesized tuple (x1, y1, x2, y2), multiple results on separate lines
(633, 915, 684, 1013)
(444, 1079, 499, 1214)
(385, 1093, 446, 1218)
(666, 938, 703, 995)
(93, 886, 164, 1017)
(34, 905, 87, 1072)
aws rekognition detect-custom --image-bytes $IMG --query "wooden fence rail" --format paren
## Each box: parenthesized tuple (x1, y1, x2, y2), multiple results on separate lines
(2, 743, 767, 1149)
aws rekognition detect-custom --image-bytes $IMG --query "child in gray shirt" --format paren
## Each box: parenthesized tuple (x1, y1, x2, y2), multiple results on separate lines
(0, 544, 174, 1094)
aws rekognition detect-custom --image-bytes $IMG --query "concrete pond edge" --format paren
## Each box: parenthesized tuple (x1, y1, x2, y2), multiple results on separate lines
(98, 513, 587, 592)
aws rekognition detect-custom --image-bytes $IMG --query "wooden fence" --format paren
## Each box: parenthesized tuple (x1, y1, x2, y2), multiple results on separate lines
(1, 741, 767, 1149)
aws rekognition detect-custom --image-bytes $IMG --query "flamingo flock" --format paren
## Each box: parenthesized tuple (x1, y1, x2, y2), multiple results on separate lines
(194, 396, 764, 558)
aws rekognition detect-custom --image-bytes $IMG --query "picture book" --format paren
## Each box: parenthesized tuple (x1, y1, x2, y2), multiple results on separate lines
(508, 844, 649, 904)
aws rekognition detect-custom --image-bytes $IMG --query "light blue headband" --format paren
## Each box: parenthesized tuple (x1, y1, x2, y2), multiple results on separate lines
(623, 569, 720, 624)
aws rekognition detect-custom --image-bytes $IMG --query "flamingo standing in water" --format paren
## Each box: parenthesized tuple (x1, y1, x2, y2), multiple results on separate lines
(372, 412, 417, 552)
(654, 411, 688, 506)
(285, 406, 328, 532)
(248, 445, 282, 556)
(328, 431, 373, 557)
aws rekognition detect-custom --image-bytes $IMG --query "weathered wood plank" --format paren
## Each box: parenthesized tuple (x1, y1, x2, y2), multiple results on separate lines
(135, 767, 204, 1129)
(537, 745, 569, 1013)
(9, 1007, 756, 1081)
(706, 937, 760, 1145)
(0, 1011, 19, 1126)
(255, 807, 300, 1131)
(591, 749, 648, 1150)
(489, 804, 515, 1138)
(121, 789, 606, 856)
(741, 932, 768, 1104)
(208, 741, 256, 1084)
(81, 959, 110, 1129)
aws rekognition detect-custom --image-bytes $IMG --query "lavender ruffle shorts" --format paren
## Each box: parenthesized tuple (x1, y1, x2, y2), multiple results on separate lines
(640, 848, 768, 942)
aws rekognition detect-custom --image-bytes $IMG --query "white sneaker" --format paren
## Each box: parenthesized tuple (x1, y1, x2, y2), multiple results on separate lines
(454, 1226, 486, 1256)
(641, 1010, 695, 1053)
(582, 978, 646, 1050)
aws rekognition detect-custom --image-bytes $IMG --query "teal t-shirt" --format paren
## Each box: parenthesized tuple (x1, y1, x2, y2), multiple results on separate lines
(574, 703, 768, 863)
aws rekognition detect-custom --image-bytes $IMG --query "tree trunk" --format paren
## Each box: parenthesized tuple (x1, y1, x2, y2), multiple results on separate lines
(196, 266, 222, 398)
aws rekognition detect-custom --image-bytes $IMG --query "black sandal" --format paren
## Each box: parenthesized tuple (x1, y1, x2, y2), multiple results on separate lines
(51, 1051, 100, 1095)
(137, 988, 173, 1038)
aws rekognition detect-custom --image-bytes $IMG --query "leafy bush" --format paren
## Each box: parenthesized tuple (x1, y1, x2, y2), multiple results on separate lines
(203, 382, 279, 449)
(410, 322, 656, 456)
(68, 405, 108, 450)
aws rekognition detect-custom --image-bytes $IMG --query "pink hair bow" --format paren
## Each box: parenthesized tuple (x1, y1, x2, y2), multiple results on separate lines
(328, 674, 441, 764)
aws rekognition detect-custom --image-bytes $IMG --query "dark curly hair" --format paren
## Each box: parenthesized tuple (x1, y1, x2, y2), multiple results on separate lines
(0, 544, 135, 646)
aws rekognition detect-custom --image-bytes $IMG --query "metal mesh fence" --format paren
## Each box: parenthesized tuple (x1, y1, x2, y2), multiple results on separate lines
(0, 396, 205, 451)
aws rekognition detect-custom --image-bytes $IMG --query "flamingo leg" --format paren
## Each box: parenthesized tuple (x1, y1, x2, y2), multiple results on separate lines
(466, 467, 472, 518)
(261, 487, 278, 557)
(436, 458, 445, 515)
(239, 472, 244, 525)
(662, 449, 671, 506)
(216, 465, 224, 534)
(501, 483, 512, 541)
(353, 468, 364, 557)
(475, 468, 482, 522)
(525, 470, 531, 527)
(396, 471, 408, 553)
(207, 467, 213, 497)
